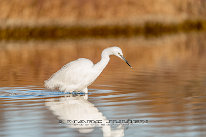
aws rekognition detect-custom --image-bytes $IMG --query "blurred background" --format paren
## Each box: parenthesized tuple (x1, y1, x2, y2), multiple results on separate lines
(0, 0, 206, 25)
(0, 1, 206, 137)
(0, 0, 206, 40)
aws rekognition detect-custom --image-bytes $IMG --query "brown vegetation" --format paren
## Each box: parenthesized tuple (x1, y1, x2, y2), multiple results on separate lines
(0, 20, 205, 40)
(0, 0, 206, 26)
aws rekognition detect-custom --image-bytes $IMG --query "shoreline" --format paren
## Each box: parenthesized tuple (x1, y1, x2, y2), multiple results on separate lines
(0, 20, 206, 41)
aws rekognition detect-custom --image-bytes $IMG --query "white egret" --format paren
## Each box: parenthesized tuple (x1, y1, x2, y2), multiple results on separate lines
(44, 47, 132, 93)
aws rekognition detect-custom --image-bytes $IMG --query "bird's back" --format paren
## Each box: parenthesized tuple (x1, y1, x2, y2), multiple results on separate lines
(45, 58, 94, 92)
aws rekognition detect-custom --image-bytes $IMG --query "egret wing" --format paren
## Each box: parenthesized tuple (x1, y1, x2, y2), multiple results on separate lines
(45, 58, 94, 91)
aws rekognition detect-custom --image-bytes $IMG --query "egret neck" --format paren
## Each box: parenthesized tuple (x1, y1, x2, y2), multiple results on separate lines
(94, 49, 111, 72)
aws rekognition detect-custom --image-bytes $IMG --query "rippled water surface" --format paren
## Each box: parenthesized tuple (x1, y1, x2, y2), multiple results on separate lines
(0, 33, 206, 137)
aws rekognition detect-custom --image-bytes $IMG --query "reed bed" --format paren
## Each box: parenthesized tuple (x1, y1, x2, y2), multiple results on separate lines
(0, 20, 206, 40)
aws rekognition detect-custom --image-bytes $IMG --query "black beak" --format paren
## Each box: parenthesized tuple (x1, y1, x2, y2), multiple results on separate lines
(120, 55, 133, 68)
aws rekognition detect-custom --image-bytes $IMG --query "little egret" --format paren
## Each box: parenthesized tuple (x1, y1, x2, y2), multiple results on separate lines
(44, 47, 132, 93)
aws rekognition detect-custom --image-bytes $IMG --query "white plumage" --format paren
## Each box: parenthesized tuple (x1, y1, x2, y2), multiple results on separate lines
(44, 46, 132, 93)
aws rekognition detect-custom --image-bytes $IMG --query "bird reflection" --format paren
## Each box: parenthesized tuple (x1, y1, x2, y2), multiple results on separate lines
(45, 94, 124, 137)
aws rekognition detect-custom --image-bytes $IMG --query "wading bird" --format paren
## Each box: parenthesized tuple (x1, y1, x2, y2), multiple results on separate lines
(44, 47, 132, 93)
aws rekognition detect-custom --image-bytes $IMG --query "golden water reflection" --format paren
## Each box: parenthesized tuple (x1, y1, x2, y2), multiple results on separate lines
(0, 32, 206, 136)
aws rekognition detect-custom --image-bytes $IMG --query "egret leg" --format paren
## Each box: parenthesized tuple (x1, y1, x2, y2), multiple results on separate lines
(72, 91, 78, 95)
(80, 88, 88, 100)
(64, 91, 71, 97)
(82, 88, 88, 94)
(79, 88, 87, 99)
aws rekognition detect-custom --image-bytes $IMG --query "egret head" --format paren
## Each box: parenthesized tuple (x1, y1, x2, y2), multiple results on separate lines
(109, 47, 133, 68)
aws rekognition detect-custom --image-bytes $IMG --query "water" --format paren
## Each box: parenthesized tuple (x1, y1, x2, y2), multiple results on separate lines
(0, 32, 206, 137)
